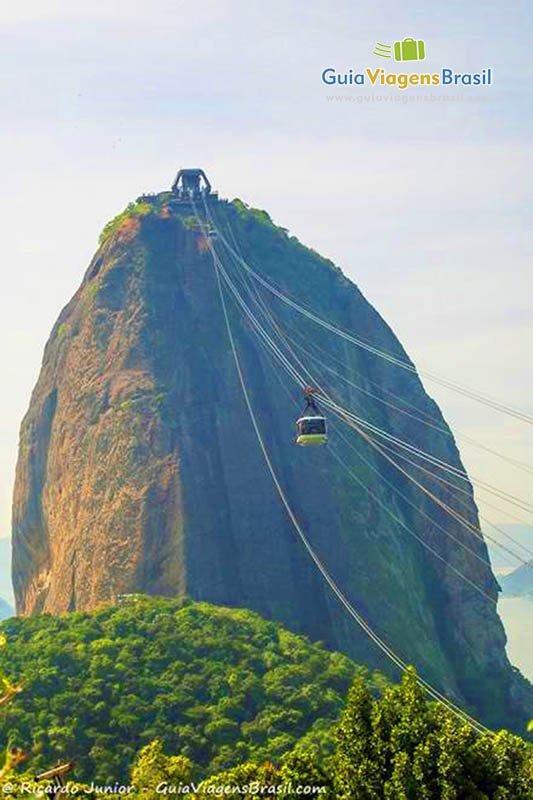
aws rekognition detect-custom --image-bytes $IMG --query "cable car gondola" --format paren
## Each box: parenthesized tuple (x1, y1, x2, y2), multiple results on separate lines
(295, 388, 328, 446)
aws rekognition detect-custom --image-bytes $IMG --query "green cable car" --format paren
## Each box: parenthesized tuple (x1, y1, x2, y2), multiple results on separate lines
(296, 388, 328, 446)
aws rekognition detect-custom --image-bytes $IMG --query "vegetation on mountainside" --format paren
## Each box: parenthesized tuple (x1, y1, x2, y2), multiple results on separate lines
(4, 671, 531, 798)
(228, 198, 340, 282)
(0, 603, 532, 798)
(98, 200, 154, 245)
(0, 596, 377, 784)
(0, 635, 25, 780)
(193, 669, 533, 799)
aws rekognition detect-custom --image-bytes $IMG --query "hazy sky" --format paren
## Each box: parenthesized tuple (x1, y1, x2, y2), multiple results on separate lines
(0, 0, 531, 545)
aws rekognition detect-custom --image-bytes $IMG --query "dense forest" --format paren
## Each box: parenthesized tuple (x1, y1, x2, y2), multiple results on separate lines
(0, 598, 531, 797)
(0, 596, 382, 783)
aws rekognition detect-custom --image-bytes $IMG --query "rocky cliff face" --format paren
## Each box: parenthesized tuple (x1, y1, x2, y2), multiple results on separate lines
(12, 191, 533, 730)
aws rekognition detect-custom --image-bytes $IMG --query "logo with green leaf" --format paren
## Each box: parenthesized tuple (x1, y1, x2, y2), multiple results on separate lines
(374, 38, 426, 61)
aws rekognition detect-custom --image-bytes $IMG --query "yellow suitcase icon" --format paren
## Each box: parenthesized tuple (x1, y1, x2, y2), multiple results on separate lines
(394, 38, 425, 61)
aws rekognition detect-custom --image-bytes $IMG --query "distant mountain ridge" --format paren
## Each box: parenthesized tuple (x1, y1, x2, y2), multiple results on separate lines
(485, 525, 533, 573)
(501, 560, 533, 598)
(0, 598, 13, 620)
(0, 538, 13, 605)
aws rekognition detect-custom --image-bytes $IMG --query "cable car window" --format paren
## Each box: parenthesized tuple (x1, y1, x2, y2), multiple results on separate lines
(300, 418, 326, 435)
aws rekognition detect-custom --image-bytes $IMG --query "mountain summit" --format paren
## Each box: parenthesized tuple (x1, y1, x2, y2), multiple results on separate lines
(12, 175, 533, 730)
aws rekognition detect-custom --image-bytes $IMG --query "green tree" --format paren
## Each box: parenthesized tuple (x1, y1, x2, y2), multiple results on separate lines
(131, 739, 192, 797)
(0, 634, 25, 780)
(332, 666, 533, 800)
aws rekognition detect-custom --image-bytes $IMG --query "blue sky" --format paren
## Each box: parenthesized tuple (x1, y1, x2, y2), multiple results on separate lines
(0, 0, 531, 543)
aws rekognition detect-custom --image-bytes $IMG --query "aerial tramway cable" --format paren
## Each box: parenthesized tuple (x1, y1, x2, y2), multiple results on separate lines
(209, 215, 533, 425)
(281, 328, 533, 478)
(243, 281, 533, 572)
(252, 327, 501, 577)
(206, 236, 533, 569)
(210, 244, 533, 535)
(243, 292, 530, 591)
(203, 202, 533, 505)
(318, 395, 533, 514)
(210, 243, 491, 737)
(365, 438, 533, 564)
(204, 229, 511, 605)
(204, 227, 533, 572)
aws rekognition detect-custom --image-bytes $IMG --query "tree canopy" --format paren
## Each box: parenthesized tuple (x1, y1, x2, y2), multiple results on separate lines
(0, 596, 380, 783)
(0, 600, 531, 798)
